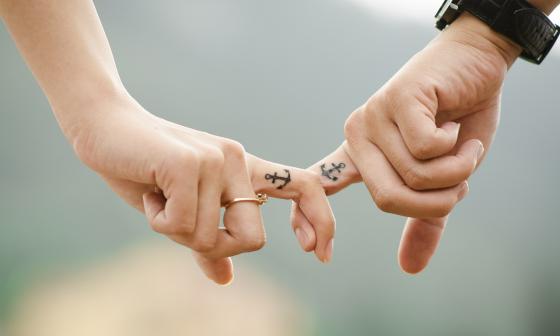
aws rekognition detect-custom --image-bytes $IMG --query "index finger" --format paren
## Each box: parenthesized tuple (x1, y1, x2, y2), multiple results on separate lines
(344, 137, 469, 218)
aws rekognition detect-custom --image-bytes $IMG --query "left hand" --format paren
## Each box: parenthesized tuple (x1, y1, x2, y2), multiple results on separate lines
(66, 94, 336, 285)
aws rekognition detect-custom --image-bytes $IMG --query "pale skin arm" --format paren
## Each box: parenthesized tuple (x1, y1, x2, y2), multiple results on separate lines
(292, 0, 559, 274)
(0, 0, 336, 285)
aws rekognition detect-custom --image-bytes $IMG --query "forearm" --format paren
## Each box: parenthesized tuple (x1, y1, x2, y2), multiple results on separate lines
(0, 0, 127, 136)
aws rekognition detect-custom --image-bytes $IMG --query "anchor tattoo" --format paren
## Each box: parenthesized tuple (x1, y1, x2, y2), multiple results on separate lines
(320, 162, 346, 181)
(265, 169, 292, 190)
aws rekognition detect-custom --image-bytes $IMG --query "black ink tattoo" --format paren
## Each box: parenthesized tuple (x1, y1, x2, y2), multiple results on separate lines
(320, 162, 346, 181)
(265, 169, 292, 189)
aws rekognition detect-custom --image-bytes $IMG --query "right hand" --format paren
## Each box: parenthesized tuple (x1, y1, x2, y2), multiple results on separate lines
(67, 94, 335, 285)
(338, 13, 522, 273)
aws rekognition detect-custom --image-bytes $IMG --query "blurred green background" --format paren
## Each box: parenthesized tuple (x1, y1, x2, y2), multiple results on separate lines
(1, 0, 560, 335)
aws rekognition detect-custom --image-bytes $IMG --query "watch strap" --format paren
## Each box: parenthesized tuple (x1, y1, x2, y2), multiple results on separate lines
(461, 0, 560, 64)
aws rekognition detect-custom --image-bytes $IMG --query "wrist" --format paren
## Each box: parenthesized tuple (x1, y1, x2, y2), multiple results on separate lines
(49, 77, 128, 116)
(442, 12, 522, 67)
(438, 0, 559, 68)
(52, 83, 142, 143)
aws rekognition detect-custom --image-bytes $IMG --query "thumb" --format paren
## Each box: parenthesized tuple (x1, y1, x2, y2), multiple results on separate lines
(392, 96, 461, 160)
(398, 216, 449, 274)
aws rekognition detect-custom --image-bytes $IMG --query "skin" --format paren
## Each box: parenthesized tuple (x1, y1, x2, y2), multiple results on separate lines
(1, 0, 558, 283)
(0, 0, 336, 285)
(292, 2, 559, 274)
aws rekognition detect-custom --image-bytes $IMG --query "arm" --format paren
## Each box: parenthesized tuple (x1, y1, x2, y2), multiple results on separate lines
(0, 0, 336, 284)
(0, 0, 124, 137)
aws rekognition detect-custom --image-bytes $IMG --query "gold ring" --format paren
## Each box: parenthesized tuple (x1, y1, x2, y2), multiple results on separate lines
(224, 193, 268, 209)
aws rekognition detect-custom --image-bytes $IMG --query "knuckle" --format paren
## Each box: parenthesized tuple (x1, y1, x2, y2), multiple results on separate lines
(150, 221, 195, 236)
(180, 222, 196, 234)
(372, 187, 397, 213)
(203, 147, 225, 169)
(220, 139, 246, 161)
(453, 167, 472, 184)
(403, 165, 431, 190)
(176, 147, 200, 171)
(243, 234, 266, 252)
(427, 197, 456, 218)
(343, 107, 366, 141)
(149, 222, 166, 234)
(171, 223, 196, 236)
(410, 138, 437, 160)
(378, 84, 404, 103)
(190, 238, 216, 253)
(302, 171, 322, 190)
(455, 156, 476, 179)
(434, 201, 454, 218)
(317, 217, 336, 237)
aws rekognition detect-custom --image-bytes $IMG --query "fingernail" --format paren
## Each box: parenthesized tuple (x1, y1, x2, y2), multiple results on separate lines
(476, 143, 485, 161)
(323, 239, 334, 263)
(295, 228, 310, 249)
(442, 122, 461, 135)
(451, 122, 461, 134)
(458, 182, 469, 201)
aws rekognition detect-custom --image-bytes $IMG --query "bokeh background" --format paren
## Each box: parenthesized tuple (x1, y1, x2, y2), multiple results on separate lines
(1, 0, 560, 335)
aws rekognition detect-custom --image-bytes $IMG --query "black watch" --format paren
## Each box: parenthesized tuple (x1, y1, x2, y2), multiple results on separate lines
(435, 0, 560, 64)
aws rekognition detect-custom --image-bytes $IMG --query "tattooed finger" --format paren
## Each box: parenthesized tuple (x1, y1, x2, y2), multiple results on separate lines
(245, 153, 336, 262)
(309, 144, 361, 195)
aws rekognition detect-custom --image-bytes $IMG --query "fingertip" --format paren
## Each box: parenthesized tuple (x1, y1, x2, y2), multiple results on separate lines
(295, 228, 313, 252)
(467, 139, 485, 163)
(459, 139, 484, 158)
(398, 253, 428, 275)
(409, 124, 460, 160)
(291, 206, 317, 252)
(441, 121, 461, 137)
(217, 272, 235, 286)
(317, 238, 334, 264)
(142, 191, 165, 222)
(313, 218, 335, 263)
(398, 217, 447, 275)
(458, 181, 469, 202)
(193, 254, 235, 285)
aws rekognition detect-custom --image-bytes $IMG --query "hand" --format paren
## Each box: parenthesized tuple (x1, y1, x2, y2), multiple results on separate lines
(296, 14, 522, 273)
(346, 12, 521, 206)
(68, 94, 335, 285)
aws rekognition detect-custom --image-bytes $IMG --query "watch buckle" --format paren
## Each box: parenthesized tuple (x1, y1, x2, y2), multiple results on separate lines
(435, 0, 462, 30)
